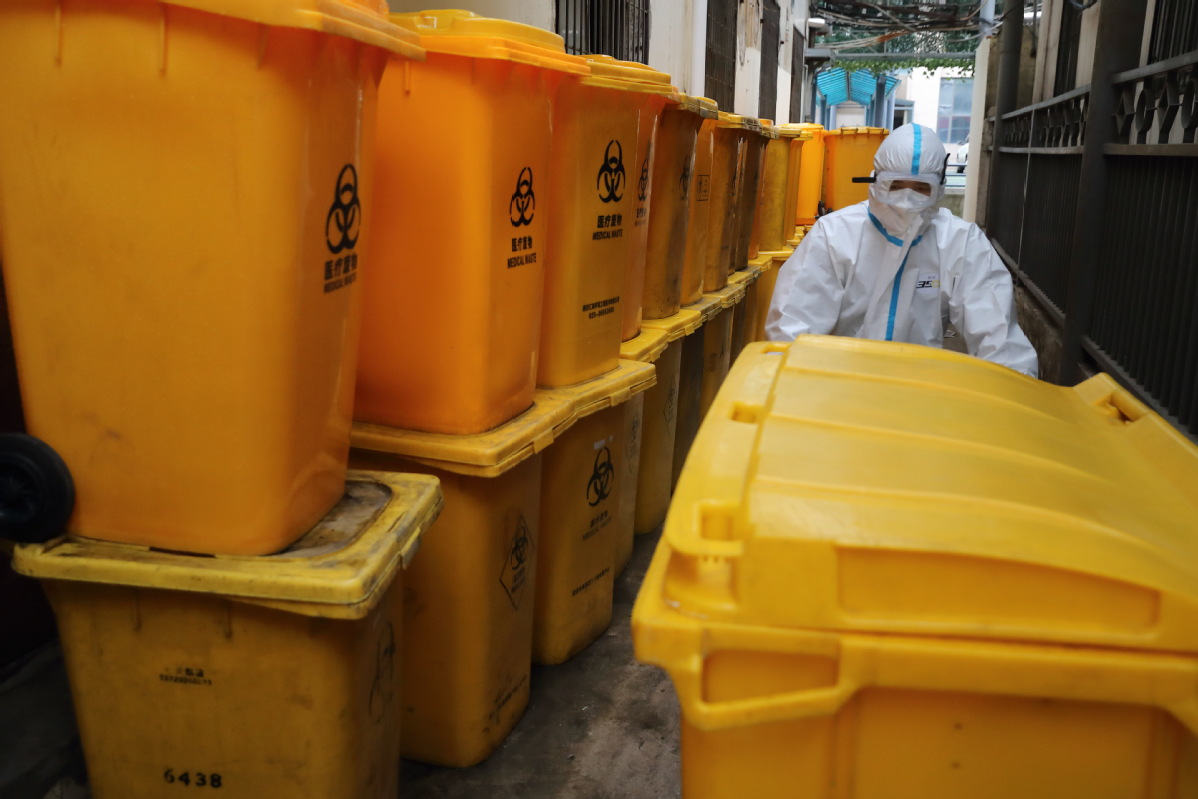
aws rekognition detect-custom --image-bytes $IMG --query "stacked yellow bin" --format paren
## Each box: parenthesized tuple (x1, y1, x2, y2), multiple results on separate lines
(679, 114, 717, 306)
(0, 0, 424, 556)
(637, 336, 1198, 798)
(540, 56, 670, 386)
(17, 472, 442, 799)
(794, 122, 826, 229)
(643, 96, 720, 321)
(0, 3, 444, 797)
(703, 113, 754, 292)
(351, 361, 654, 764)
(739, 120, 775, 269)
(823, 126, 889, 212)
(358, 11, 586, 435)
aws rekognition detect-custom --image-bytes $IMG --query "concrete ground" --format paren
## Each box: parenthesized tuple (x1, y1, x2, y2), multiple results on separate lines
(401, 527, 681, 799)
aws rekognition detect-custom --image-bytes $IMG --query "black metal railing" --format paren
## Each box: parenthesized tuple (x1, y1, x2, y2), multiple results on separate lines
(556, 0, 650, 62)
(1111, 50, 1198, 145)
(989, 151, 1027, 260)
(705, 0, 738, 112)
(1149, 0, 1198, 65)
(1087, 155, 1198, 434)
(1019, 155, 1082, 313)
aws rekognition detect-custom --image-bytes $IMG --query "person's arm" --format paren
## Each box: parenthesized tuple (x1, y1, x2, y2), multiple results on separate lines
(764, 222, 845, 341)
(949, 225, 1040, 377)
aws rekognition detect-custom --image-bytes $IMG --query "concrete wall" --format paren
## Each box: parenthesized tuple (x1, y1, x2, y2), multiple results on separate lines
(963, 37, 992, 223)
(648, 0, 695, 92)
(385, 0, 554, 30)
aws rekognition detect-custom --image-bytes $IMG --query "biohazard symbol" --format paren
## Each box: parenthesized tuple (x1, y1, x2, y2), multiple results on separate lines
(325, 164, 361, 254)
(509, 166, 535, 227)
(637, 152, 650, 203)
(367, 621, 396, 723)
(500, 514, 534, 610)
(596, 140, 626, 203)
(679, 159, 693, 201)
(586, 446, 615, 506)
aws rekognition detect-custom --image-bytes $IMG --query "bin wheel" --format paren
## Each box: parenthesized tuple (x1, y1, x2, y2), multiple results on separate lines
(0, 433, 75, 544)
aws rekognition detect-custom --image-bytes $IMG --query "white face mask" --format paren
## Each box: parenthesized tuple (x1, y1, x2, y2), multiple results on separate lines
(868, 173, 944, 239)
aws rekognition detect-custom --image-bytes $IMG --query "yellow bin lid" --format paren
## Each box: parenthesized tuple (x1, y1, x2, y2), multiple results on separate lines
(620, 326, 670, 364)
(675, 94, 720, 119)
(656, 336, 1198, 655)
(166, 0, 425, 57)
(758, 119, 780, 139)
(351, 360, 656, 478)
(776, 123, 817, 140)
(390, 9, 586, 73)
(13, 472, 443, 619)
(583, 54, 675, 96)
(824, 126, 889, 137)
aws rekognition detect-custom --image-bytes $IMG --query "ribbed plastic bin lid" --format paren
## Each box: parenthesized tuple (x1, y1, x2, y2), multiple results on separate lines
(658, 336, 1198, 654)
(390, 9, 586, 72)
(166, 0, 424, 56)
(14, 472, 442, 618)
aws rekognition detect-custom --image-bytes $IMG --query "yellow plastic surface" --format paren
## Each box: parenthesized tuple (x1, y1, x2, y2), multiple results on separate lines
(635, 337, 1198, 798)
(703, 113, 748, 292)
(635, 338, 683, 535)
(699, 306, 734, 421)
(620, 326, 671, 365)
(539, 71, 643, 385)
(823, 126, 888, 211)
(614, 393, 645, 574)
(351, 360, 655, 478)
(728, 269, 760, 362)
(757, 136, 796, 252)
(773, 124, 811, 247)
(0, 2, 408, 554)
(17, 472, 441, 799)
(671, 329, 705, 490)
(390, 10, 585, 73)
(359, 16, 581, 434)
(752, 256, 785, 341)
(348, 451, 542, 767)
(642, 96, 707, 321)
(680, 115, 716, 304)
(165, 0, 423, 55)
(738, 120, 771, 266)
(534, 403, 630, 664)
(794, 124, 825, 225)
(641, 306, 705, 342)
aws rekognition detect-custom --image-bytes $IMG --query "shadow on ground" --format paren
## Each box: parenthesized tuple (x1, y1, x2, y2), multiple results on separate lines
(401, 528, 681, 799)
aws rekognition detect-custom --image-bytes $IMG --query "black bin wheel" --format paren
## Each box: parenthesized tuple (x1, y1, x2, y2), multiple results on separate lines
(0, 433, 75, 544)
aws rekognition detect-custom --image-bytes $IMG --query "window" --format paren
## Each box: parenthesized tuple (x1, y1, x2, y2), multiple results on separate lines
(759, 0, 781, 120)
(937, 78, 973, 145)
(1054, 1, 1083, 96)
(705, 0, 738, 112)
(556, 0, 650, 62)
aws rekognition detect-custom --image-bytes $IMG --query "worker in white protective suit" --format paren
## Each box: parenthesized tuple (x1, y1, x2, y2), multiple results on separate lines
(765, 124, 1039, 377)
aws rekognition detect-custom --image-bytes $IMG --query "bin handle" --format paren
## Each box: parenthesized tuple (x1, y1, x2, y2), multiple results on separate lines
(673, 631, 1198, 735)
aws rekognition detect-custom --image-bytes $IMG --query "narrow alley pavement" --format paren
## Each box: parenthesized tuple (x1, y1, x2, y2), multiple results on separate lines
(401, 529, 681, 799)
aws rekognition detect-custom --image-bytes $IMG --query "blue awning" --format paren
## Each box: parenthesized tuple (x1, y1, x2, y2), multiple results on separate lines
(816, 68, 902, 107)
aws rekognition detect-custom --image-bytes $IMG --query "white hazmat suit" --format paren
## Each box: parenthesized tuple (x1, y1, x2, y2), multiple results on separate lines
(765, 124, 1039, 377)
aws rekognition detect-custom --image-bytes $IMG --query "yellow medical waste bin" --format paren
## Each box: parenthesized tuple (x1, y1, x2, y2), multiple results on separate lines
(660, 293, 721, 489)
(680, 115, 717, 306)
(728, 266, 760, 361)
(643, 95, 719, 321)
(794, 123, 825, 225)
(698, 283, 745, 421)
(0, 0, 422, 555)
(539, 58, 665, 386)
(624, 320, 685, 536)
(576, 58, 677, 344)
(703, 113, 752, 293)
(357, 11, 586, 435)
(636, 336, 1198, 799)
(758, 124, 811, 254)
(752, 253, 788, 341)
(13, 472, 441, 799)
(350, 360, 653, 765)
(737, 120, 774, 268)
(534, 403, 629, 664)
(823, 126, 888, 211)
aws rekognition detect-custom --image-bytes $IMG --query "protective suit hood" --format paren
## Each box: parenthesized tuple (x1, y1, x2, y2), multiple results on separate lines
(867, 124, 947, 240)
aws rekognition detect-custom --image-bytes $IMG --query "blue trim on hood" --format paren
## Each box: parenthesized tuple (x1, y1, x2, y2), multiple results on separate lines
(912, 125, 922, 174)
